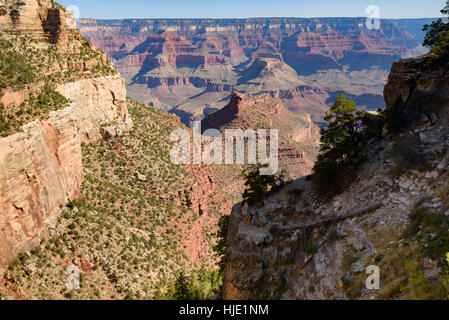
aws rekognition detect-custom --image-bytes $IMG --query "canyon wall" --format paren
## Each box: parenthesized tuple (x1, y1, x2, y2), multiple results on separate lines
(0, 0, 76, 45)
(0, 76, 130, 273)
(223, 54, 449, 300)
(0, 0, 131, 273)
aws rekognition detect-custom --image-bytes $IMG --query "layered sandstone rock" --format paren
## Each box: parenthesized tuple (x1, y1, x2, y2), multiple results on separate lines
(203, 92, 320, 180)
(55, 76, 131, 142)
(0, 89, 28, 107)
(0, 76, 131, 273)
(0, 0, 71, 45)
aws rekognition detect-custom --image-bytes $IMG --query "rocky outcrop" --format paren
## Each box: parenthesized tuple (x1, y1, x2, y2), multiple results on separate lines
(185, 174, 215, 217)
(0, 0, 74, 45)
(180, 172, 216, 264)
(55, 76, 131, 142)
(203, 92, 320, 180)
(223, 134, 449, 299)
(0, 76, 131, 273)
(223, 201, 377, 300)
(0, 89, 28, 107)
(290, 114, 321, 145)
(384, 57, 449, 129)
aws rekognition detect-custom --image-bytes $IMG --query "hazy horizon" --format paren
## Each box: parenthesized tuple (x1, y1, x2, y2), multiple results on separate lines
(57, 0, 446, 20)
(80, 16, 441, 21)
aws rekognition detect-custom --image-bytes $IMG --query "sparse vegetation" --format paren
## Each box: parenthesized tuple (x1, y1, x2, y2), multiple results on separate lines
(301, 241, 319, 255)
(327, 227, 341, 242)
(167, 269, 223, 300)
(373, 204, 449, 300)
(407, 205, 449, 269)
(404, 260, 449, 300)
(0, 38, 37, 88)
(342, 245, 363, 273)
(0, 26, 116, 136)
(1, 99, 230, 300)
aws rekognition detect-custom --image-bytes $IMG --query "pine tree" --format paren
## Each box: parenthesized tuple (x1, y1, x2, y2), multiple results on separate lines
(423, 1, 449, 49)
(312, 94, 365, 196)
(214, 215, 229, 276)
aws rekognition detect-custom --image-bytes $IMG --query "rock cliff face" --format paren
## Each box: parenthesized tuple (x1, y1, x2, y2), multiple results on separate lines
(79, 17, 433, 125)
(0, 0, 74, 46)
(0, 76, 130, 273)
(384, 57, 449, 129)
(55, 76, 131, 141)
(0, 0, 131, 273)
(223, 55, 449, 300)
(0, 1, 247, 299)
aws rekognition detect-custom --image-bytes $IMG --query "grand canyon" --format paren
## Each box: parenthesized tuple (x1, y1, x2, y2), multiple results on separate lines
(1, 0, 449, 304)
(79, 17, 433, 125)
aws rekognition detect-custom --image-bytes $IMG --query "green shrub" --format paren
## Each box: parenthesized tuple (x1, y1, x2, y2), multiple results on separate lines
(405, 204, 449, 273)
(172, 272, 193, 300)
(404, 205, 428, 238)
(423, 1, 449, 49)
(404, 261, 449, 300)
(0, 39, 37, 88)
(242, 164, 284, 207)
(213, 215, 229, 276)
(301, 241, 318, 255)
(342, 246, 362, 272)
(416, 210, 449, 269)
(328, 228, 341, 242)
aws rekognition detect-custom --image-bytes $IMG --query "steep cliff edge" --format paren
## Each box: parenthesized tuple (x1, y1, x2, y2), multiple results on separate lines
(0, 0, 131, 273)
(0, 76, 130, 272)
(384, 57, 449, 129)
(1, 2, 239, 298)
(224, 55, 449, 300)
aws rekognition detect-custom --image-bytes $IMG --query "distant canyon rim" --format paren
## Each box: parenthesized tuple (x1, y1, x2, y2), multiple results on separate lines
(79, 17, 433, 126)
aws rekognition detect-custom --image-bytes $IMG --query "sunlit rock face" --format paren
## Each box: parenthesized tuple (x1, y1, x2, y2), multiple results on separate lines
(0, 76, 130, 273)
(0, 0, 131, 272)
